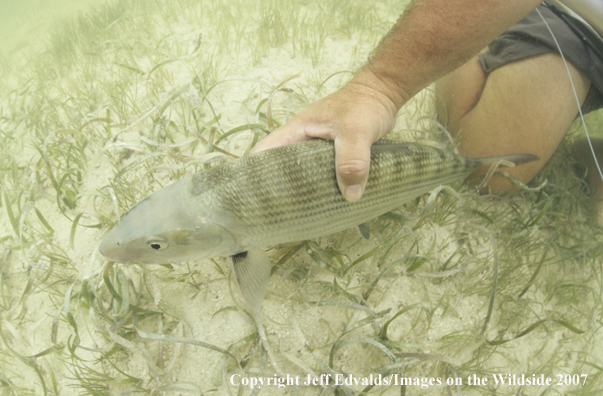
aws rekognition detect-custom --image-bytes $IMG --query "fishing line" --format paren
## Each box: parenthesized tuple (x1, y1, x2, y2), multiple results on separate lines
(535, 6, 603, 183)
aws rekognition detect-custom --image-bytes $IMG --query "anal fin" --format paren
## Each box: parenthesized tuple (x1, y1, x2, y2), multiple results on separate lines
(230, 249, 271, 312)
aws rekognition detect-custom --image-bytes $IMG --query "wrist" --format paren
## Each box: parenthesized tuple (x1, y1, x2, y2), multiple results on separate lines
(346, 69, 404, 120)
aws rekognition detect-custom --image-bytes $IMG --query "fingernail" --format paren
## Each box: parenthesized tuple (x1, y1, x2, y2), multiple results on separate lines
(344, 185, 363, 202)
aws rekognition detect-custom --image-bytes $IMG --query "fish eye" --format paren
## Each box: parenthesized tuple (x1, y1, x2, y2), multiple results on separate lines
(145, 236, 168, 251)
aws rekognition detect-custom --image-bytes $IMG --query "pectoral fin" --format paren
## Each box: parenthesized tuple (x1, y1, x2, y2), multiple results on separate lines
(358, 221, 371, 240)
(230, 249, 272, 312)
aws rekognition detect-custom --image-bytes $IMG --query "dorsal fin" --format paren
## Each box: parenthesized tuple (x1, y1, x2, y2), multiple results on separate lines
(370, 140, 446, 154)
(370, 140, 415, 154)
(476, 153, 540, 168)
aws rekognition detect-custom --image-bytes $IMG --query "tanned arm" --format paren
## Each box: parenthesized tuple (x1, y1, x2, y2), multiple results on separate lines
(357, 0, 544, 107)
(255, 0, 543, 201)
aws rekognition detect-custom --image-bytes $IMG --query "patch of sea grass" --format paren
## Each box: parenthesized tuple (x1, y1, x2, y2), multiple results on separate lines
(2, 0, 602, 393)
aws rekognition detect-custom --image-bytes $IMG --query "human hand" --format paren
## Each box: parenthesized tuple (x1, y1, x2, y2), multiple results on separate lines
(254, 79, 399, 201)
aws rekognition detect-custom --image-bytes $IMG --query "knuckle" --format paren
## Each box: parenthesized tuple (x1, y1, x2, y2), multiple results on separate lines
(338, 159, 369, 179)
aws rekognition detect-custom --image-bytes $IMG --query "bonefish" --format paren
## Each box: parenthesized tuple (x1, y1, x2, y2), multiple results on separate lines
(99, 139, 537, 311)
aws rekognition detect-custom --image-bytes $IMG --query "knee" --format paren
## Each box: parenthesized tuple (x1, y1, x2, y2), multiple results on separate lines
(468, 170, 528, 196)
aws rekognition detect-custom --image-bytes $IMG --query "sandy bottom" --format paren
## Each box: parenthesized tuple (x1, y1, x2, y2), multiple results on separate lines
(1, 0, 602, 395)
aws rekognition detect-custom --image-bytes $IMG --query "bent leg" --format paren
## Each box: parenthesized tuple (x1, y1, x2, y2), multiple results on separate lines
(436, 53, 487, 134)
(436, 52, 591, 195)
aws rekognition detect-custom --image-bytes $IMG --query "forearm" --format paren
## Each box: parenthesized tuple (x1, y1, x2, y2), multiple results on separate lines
(352, 0, 543, 109)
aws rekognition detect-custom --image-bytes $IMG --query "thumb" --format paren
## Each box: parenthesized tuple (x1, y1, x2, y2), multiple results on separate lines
(334, 132, 374, 202)
(253, 119, 308, 153)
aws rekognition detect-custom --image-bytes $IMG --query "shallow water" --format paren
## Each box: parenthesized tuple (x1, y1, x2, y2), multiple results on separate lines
(0, 1, 601, 395)
(0, 0, 102, 61)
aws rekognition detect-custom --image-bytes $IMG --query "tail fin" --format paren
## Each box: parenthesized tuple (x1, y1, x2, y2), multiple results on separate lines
(476, 153, 540, 168)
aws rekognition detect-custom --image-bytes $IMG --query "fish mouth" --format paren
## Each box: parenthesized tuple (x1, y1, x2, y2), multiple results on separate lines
(98, 236, 136, 263)
(98, 240, 126, 262)
(99, 239, 171, 264)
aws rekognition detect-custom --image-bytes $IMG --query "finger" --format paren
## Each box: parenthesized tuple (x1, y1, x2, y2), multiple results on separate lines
(334, 129, 374, 202)
(253, 117, 311, 153)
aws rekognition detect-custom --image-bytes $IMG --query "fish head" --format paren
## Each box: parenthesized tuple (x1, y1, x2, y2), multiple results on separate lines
(99, 177, 236, 263)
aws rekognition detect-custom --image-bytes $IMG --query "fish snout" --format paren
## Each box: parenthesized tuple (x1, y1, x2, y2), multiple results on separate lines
(99, 236, 125, 262)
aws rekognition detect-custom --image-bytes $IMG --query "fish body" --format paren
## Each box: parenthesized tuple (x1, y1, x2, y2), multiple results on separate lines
(99, 139, 536, 310)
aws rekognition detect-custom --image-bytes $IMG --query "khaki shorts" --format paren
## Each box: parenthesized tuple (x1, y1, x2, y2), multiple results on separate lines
(479, 5, 603, 114)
